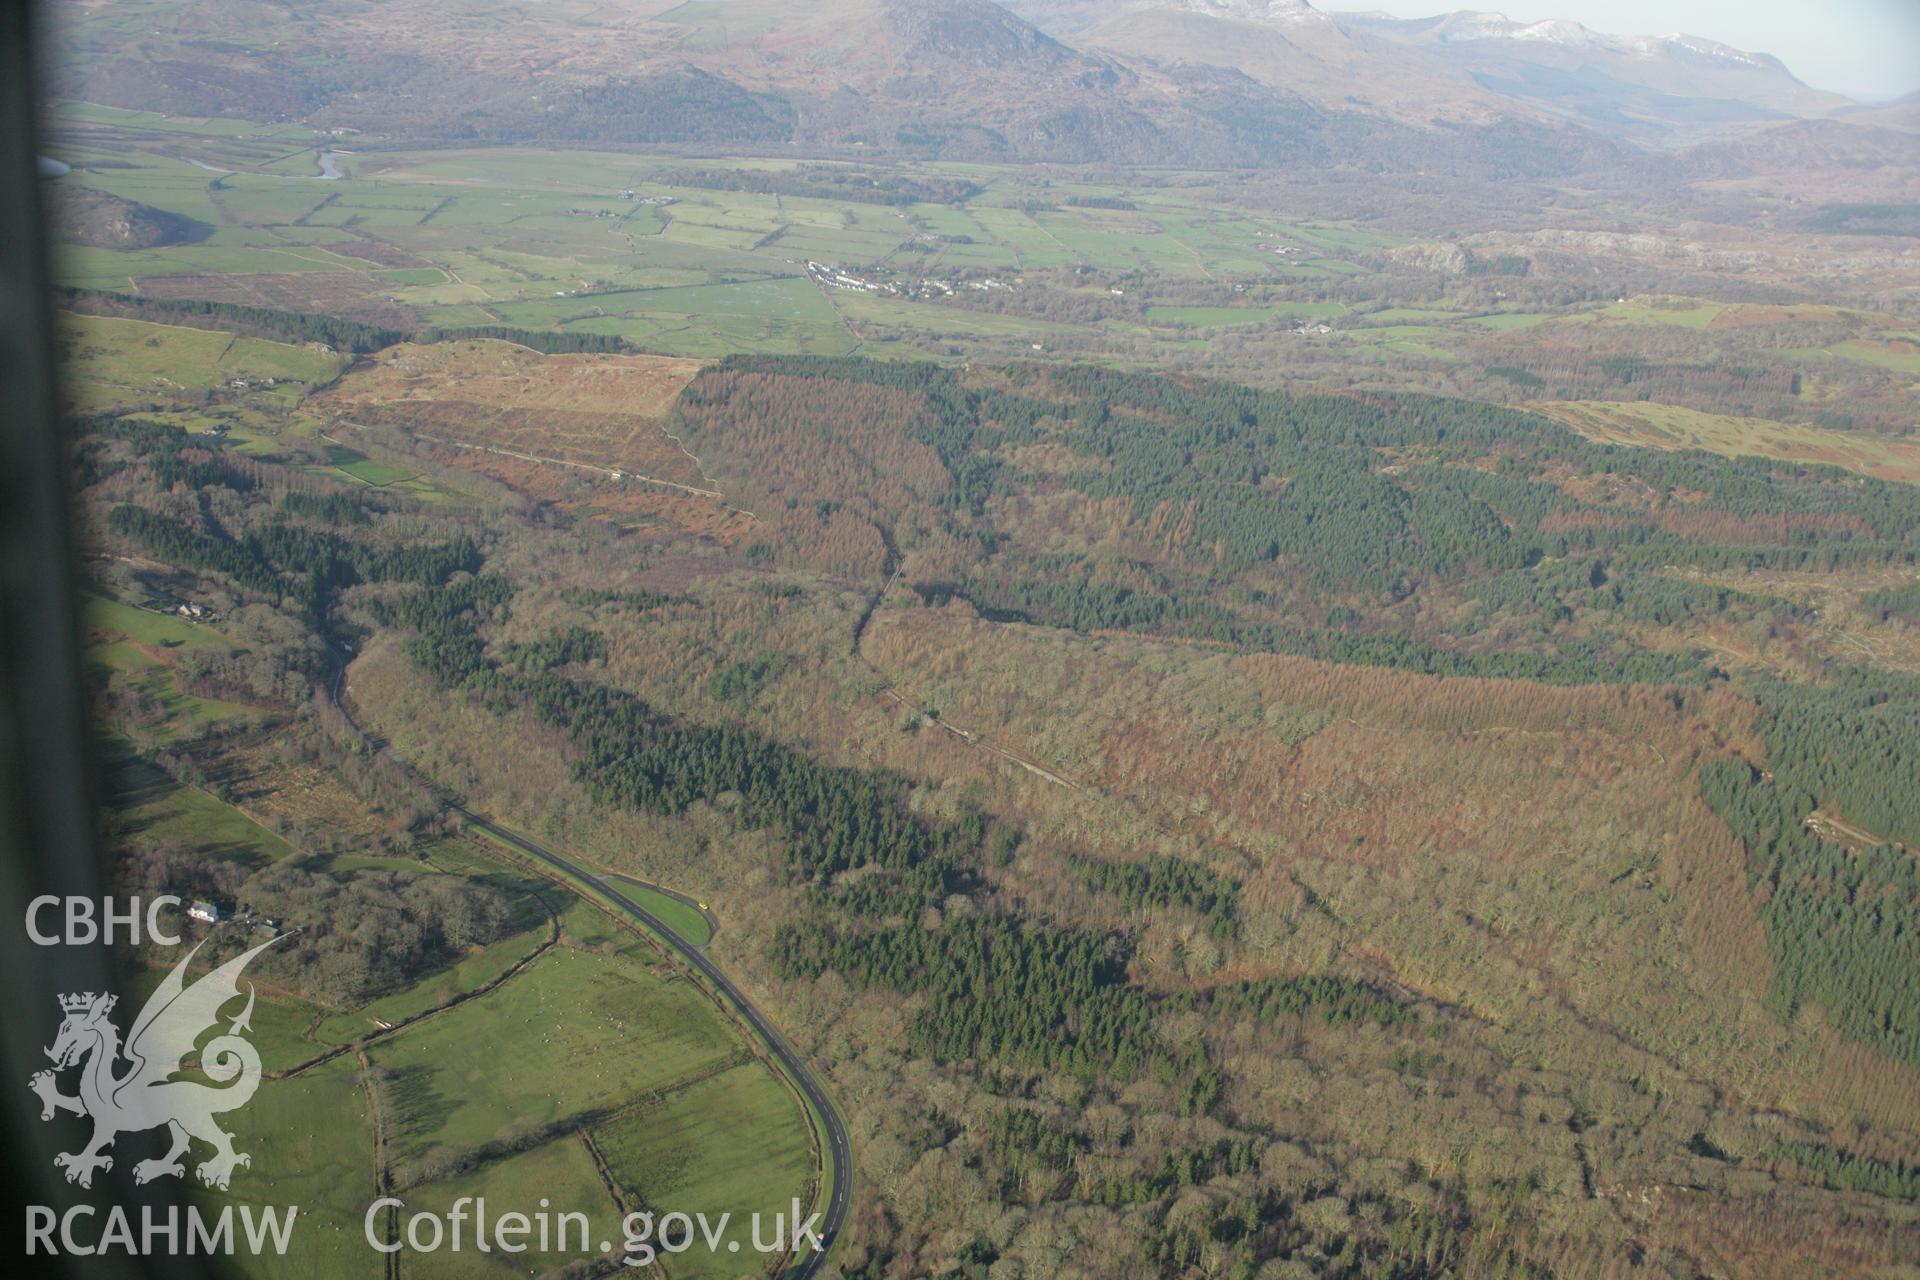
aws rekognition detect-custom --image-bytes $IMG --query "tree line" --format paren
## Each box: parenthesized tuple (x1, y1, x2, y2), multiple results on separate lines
(1753, 668, 1920, 848)
(1066, 852, 1237, 939)
(417, 326, 635, 354)
(1697, 757, 1920, 1069)
(953, 567, 1711, 686)
(652, 165, 983, 207)
(376, 574, 1421, 1123)
(60, 287, 404, 352)
(109, 504, 479, 623)
(705, 359, 1916, 690)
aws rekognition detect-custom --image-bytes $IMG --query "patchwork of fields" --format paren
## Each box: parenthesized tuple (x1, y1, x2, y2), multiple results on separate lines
(50, 92, 1920, 1280)
(47, 105, 1920, 422)
(59, 312, 340, 411)
(43, 109, 1414, 363)
(82, 582, 818, 1279)
(156, 836, 815, 1279)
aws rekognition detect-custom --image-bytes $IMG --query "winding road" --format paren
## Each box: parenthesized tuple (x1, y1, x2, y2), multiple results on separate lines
(328, 659, 850, 1277)
(457, 810, 851, 1277)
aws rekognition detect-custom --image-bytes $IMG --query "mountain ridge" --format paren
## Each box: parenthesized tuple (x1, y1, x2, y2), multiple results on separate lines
(45, 0, 1894, 167)
(1003, 0, 1856, 136)
(1336, 5, 1853, 129)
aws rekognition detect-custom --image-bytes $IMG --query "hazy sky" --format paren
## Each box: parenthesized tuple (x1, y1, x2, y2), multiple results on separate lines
(1313, 0, 1920, 100)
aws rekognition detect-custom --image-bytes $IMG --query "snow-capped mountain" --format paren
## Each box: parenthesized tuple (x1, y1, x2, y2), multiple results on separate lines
(998, 0, 1334, 38)
(66, 0, 1867, 164)
(1406, 11, 1775, 71)
(999, 0, 1533, 126)
(1164, 0, 1334, 27)
(998, 0, 1848, 137)
(1338, 8, 1851, 134)
(1427, 12, 1592, 44)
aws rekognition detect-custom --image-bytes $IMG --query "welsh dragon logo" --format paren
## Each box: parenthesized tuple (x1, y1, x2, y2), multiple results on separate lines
(30, 937, 278, 1191)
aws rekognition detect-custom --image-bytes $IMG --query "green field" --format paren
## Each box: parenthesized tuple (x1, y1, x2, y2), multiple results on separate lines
(593, 1063, 819, 1279)
(59, 311, 341, 411)
(1143, 304, 1333, 328)
(495, 276, 858, 356)
(86, 595, 267, 738)
(308, 919, 552, 1049)
(369, 944, 747, 1169)
(309, 437, 471, 504)
(610, 877, 714, 947)
(1597, 298, 1726, 328)
(86, 594, 235, 650)
(106, 749, 296, 866)
(149, 833, 818, 1280)
(44, 122, 1431, 369)
(119, 406, 298, 456)
(46, 100, 321, 141)
(401, 1139, 626, 1278)
(205, 1057, 381, 1280)
(1363, 307, 1465, 323)
(1784, 338, 1920, 376)
(90, 639, 265, 734)
(319, 440, 422, 488)
(121, 961, 329, 1073)
(47, 113, 1920, 422)
(374, 268, 449, 286)
(1468, 311, 1555, 330)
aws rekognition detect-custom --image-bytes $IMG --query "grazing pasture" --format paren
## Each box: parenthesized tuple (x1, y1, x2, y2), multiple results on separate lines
(58, 311, 340, 410)
(1533, 399, 1920, 485)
